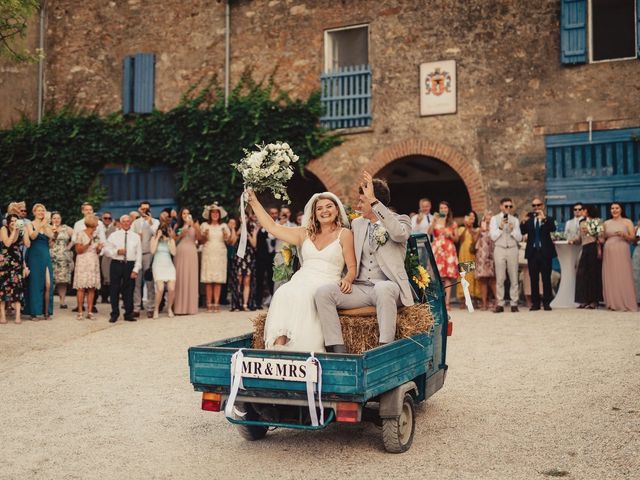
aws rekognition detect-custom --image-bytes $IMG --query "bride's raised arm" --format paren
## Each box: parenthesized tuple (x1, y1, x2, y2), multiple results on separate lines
(245, 189, 306, 246)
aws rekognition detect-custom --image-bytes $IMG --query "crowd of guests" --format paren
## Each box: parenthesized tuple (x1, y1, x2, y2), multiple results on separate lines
(2, 195, 639, 325)
(0, 199, 306, 324)
(410, 198, 640, 313)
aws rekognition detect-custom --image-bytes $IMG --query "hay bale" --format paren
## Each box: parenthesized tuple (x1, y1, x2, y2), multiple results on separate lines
(251, 303, 434, 354)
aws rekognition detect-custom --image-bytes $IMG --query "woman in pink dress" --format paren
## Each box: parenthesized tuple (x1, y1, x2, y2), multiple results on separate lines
(428, 201, 459, 309)
(73, 215, 102, 320)
(173, 208, 202, 315)
(601, 203, 638, 312)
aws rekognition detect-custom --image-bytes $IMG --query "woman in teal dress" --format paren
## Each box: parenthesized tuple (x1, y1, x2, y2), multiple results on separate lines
(25, 203, 55, 320)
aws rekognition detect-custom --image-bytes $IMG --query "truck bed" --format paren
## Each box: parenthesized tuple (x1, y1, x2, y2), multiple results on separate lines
(188, 327, 442, 404)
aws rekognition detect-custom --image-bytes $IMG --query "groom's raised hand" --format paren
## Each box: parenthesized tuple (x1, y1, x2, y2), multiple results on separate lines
(361, 171, 377, 204)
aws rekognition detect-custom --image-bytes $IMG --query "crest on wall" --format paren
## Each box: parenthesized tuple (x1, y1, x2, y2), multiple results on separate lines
(419, 60, 456, 116)
(424, 67, 452, 96)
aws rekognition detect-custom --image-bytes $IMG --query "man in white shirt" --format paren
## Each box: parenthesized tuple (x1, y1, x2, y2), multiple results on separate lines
(410, 198, 433, 234)
(103, 214, 142, 322)
(73, 202, 106, 244)
(131, 201, 160, 318)
(564, 202, 584, 243)
(490, 198, 523, 313)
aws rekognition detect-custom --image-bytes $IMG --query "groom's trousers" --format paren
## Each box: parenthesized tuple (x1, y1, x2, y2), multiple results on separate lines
(315, 281, 401, 345)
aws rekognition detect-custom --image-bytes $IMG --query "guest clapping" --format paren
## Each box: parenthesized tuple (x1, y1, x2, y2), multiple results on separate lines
(0, 214, 31, 324)
(200, 203, 234, 313)
(73, 215, 102, 320)
(25, 204, 54, 320)
(49, 212, 74, 309)
(150, 221, 177, 318)
(428, 201, 459, 309)
(602, 203, 638, 311)
(173, 208, 201, 315)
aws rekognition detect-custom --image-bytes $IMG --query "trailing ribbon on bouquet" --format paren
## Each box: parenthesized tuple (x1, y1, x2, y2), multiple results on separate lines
(305, 353, 324, 427)
(459, 270, 475, 313)
(224, 349, 246, 419)
(236, 189, 248, 259)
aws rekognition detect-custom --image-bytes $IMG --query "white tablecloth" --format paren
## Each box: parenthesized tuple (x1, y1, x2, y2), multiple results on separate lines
(550, 241, 580, 308)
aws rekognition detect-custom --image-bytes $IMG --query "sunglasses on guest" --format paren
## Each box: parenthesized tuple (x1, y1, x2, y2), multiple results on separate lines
(503, 205, 513, 209)
(531, 203, 543, 207)
(573, 207, 583, 211)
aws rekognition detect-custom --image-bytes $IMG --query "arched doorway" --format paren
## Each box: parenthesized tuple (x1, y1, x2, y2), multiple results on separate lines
(376, 155, 472, 217)
(282, 169, 327, 217)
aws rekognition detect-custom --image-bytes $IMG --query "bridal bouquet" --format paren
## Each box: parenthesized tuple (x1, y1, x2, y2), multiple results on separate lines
(586, 218, 603, 238)
(272, 244, 297, 282)
(234, 142, 299, 203)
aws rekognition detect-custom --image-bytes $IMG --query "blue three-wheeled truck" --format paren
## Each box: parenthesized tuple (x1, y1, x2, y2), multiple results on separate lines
(188, 234, 453, 453)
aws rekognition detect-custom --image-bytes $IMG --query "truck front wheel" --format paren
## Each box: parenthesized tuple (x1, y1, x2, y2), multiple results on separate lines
(381, 393, 415, 453)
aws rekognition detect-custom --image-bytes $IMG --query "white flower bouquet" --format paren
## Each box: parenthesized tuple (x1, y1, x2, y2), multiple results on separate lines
(586, 218, 603, 238)
(233, 142, 299, 203)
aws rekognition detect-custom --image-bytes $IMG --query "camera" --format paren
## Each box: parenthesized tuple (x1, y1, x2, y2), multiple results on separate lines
(160, 223, 170, 237)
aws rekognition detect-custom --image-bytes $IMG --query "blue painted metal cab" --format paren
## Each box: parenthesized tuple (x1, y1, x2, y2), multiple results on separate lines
(188, 234, 449, 453)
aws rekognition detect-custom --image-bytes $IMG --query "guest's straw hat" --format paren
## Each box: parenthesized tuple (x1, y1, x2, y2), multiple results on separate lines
(202, 202, 228, 220)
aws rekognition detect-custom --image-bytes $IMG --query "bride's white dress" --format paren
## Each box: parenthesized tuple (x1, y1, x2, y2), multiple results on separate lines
(264, 234, 345, 352)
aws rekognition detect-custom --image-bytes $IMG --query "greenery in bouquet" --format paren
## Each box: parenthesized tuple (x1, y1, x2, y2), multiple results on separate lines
(272, 243, 297, 282)
(344, 205, 361, 222)
(550, 231, 568, 241)
(234, 142, 299, 203)
(586, 218, 603, 237)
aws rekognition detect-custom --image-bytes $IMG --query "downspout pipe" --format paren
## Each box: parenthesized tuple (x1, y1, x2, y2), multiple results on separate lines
(224, 0, 230, 107)
(37, 1, 46, 123)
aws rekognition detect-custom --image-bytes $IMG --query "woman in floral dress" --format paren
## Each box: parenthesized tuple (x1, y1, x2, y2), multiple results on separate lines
(475, 211, 497, 310)
(0, 214, 31, 324)
(49, 212, 75, 309)
(428, 201, 459, 309)
(231, 216, 258, 311)
(73, 215, 102, 319)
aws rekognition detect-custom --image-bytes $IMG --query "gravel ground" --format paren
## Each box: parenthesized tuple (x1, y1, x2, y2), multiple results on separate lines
(0, 303, 638, 480)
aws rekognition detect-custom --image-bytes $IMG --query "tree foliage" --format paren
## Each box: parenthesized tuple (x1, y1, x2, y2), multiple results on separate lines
(0, 0, 40, 63)
(0, 73, 340, 222)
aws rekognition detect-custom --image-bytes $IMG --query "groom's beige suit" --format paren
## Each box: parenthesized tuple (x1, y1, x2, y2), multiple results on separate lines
(315, 202, 414, 345)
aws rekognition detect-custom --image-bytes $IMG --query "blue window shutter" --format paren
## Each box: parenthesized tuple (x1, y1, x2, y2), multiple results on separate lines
(560, 0, 587, 64)
(122, 55, 134, 114)
(133, 53, 155, 114)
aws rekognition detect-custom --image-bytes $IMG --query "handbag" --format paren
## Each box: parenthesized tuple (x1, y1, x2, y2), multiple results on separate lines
(144, 268, 154, 282)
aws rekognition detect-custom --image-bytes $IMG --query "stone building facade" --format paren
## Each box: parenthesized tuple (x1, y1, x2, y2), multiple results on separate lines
(3, 0, 640, 221)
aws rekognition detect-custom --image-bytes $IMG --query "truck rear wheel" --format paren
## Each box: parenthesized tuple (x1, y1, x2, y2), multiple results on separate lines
(381, 393, 415, 453)
(234, 403, 268, 441)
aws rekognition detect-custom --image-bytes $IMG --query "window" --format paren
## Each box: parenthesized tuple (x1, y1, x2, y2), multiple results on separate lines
(320, 25, 372, 129)
(560, 0, 640, 64)
(590, 0, 637, 61)
(122, 53, 155, 114)
(324, 25, 368, 71)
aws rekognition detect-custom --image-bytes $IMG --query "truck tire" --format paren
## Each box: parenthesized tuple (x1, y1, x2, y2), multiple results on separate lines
(234, 403, 268, 441)
(381, 393, 415, 453)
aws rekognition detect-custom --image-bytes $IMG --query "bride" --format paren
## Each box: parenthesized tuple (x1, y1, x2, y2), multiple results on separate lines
(246, 189, 356, 351)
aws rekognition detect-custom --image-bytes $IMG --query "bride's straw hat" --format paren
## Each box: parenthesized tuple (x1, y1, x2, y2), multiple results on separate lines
(202, 202, 228, 220)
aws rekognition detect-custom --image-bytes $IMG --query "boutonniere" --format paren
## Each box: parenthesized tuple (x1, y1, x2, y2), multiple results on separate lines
(373, 225, 389, 246)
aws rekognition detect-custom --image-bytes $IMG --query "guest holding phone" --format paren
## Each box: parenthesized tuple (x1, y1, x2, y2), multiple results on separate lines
(490, 198, 522, 313)
(427, 201, 459, 309)
(150, 221, 177, 318)
(0, 214, 31, 324)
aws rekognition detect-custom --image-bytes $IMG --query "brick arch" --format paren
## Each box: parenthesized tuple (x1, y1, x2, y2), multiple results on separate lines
(364, 139, 487, 213)
(304, 161, 342, 196)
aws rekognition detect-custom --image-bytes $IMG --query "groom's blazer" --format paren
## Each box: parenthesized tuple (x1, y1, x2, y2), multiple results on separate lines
(352, 202, 414, 307)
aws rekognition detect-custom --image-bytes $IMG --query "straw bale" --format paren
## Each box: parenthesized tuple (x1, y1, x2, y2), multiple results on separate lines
(251, 303, 434, 354)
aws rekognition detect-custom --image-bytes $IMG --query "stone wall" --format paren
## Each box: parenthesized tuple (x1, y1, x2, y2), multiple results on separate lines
(3, 0, 640, 213)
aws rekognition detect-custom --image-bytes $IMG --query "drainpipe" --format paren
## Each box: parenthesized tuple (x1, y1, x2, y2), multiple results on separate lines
(37, 1, 46, 123)
(224, 0, 230, 107)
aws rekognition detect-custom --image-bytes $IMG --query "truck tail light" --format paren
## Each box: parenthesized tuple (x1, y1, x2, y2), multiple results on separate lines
(336, 402, 360, 423)
(447, 321, 453, 336)
(202, 392, 222, 412)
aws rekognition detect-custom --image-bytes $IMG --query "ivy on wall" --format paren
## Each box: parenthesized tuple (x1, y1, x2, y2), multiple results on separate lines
(0, 73, 341, 222)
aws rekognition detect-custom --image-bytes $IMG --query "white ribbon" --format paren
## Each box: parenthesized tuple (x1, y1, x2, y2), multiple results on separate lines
(459, 270, 475, 312)
(224, 349, 246, 419)
(305, 353, 324, 427)
(236, 189, 248, 259)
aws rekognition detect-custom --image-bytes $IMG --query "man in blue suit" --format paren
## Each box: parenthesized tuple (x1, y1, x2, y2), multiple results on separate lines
(520, 197, 557, 311)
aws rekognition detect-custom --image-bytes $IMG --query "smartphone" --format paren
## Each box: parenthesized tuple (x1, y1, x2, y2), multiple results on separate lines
(503, 213, 508, 220)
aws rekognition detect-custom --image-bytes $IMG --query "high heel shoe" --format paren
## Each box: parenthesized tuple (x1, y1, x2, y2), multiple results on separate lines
(206, 304, 214, 313)
(77, 313, 83, 320)
(87, 313, 94, 320)
(242, 304, 249, 311)
(213, 304, 220, 313)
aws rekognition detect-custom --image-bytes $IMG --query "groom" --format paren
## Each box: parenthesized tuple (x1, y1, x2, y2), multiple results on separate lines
(315, 172, 414, 353)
